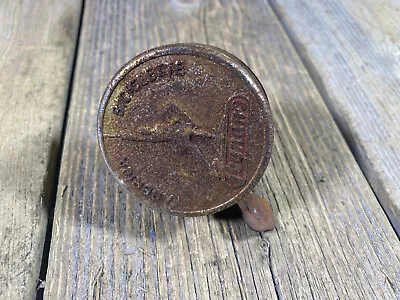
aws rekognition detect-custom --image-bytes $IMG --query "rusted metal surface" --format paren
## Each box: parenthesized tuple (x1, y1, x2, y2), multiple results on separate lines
(238, 193, 275, 232)
(98, 43, 273, 217)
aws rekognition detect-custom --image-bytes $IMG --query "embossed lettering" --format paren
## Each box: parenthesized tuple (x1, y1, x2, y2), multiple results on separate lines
(112, 61, 186, 117)
(126, 78, 140, 95)
(225, 96, 249, 186)
(119, 156, 179, 205)
(111, 92, 131, 117)
(174, 61, 185, 76)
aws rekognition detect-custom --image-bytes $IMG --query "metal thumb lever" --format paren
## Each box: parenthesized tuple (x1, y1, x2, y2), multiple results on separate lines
(238, 193, 275, 232)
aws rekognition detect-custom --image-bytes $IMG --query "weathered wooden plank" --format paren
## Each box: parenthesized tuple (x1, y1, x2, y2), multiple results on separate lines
(45, 0, 400, 299)
(0, 1, 82, 299)
(269, 0, 400, 233)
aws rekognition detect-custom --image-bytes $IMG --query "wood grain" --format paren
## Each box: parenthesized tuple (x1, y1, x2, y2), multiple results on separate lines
(0, 0, 82, 299)
(45, 0, 400, 299)
(269, 0, 400, 233)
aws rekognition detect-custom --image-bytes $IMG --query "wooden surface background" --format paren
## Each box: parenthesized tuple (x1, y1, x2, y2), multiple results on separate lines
(271, 0, 400, 235)
(0, 0, 399, 299)
(0, 1, 81, 299)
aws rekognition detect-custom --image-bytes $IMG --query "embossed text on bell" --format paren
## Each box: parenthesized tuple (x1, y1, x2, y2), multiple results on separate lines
(98, 43, 274, 231)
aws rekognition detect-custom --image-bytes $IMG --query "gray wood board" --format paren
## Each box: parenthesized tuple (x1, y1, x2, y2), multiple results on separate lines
(270, 0, 400, 233)
(45, 0, 400, 299)
(0, 0, 82, 299)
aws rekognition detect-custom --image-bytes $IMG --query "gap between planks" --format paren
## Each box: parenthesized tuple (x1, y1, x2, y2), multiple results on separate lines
(36, 1, 85, 299)
(268, 0, 400, 235)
